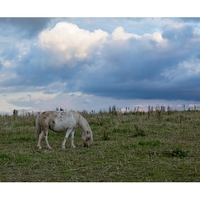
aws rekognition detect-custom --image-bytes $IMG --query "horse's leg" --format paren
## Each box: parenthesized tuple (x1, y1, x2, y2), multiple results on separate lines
(37, 131, 44, 149)
(71, 130, 76, 148)
(62, 129, 73, 149)
(44, 129, 52, 150)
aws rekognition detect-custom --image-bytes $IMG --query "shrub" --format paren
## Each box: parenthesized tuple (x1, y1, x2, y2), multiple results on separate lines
(172, 147, 189, 158)
(132, 125, 146, 137)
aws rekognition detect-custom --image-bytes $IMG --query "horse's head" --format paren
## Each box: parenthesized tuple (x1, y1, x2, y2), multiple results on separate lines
(82, 130, 93, 147)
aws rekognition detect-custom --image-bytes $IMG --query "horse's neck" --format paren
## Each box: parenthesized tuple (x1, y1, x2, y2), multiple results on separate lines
(71, 111, 90, 133)
(78, 115, 88, 132)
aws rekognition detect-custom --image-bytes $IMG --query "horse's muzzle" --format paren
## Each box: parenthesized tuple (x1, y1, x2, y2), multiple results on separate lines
(84, 143, 89, 148)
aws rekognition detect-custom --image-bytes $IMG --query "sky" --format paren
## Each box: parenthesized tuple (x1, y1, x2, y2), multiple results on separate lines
(1, 2, 200, 114)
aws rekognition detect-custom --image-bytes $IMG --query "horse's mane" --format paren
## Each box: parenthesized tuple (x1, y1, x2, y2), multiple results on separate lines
(71, 110, 93, 141)
(71, 110, 88, 128)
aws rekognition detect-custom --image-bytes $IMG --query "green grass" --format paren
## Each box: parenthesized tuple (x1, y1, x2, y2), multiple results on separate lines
(0, 110, 200, 182)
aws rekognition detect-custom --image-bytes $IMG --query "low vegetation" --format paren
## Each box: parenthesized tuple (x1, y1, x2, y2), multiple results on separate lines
(0, 110, 200, 181)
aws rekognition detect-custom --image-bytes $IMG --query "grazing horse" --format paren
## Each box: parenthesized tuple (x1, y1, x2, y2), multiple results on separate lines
(35, 110, 93, 149)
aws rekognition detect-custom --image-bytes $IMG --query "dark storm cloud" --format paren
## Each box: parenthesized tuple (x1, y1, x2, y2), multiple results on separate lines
(76, 23, 200, 101)
(0, 18, 51, 38)
(162, 24, 194, 42)
(1, 43, 83, 94)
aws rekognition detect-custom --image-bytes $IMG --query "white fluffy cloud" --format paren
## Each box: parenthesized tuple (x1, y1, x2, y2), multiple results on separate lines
(111, 26, 140, 40)
(38, 22, 108, 67)
(38, 22, 169, 69)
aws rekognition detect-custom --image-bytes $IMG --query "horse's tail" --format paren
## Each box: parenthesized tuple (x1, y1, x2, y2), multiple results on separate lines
(35, 114, 41, 140)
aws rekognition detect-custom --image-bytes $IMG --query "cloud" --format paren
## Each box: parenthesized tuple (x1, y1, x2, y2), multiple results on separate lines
(76, 22, 200, 101)
(162, 24, 194, 42)
(111, 26, 139, 40)
(38, 22, 108, 67)
(0, 18, 51, 38)
(1, 18, 200, 114)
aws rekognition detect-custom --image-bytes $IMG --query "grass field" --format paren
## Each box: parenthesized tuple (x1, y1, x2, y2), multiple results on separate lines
(0, 110, 200, 182)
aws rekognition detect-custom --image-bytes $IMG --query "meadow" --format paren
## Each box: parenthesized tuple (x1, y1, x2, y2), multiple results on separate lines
(0, 109, 200, 182)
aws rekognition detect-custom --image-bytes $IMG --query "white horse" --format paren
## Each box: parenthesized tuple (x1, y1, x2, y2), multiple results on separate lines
(35, 110, 93, 149)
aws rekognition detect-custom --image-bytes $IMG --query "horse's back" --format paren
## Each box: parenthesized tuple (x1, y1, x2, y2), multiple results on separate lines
(39, 110, 77, 132)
